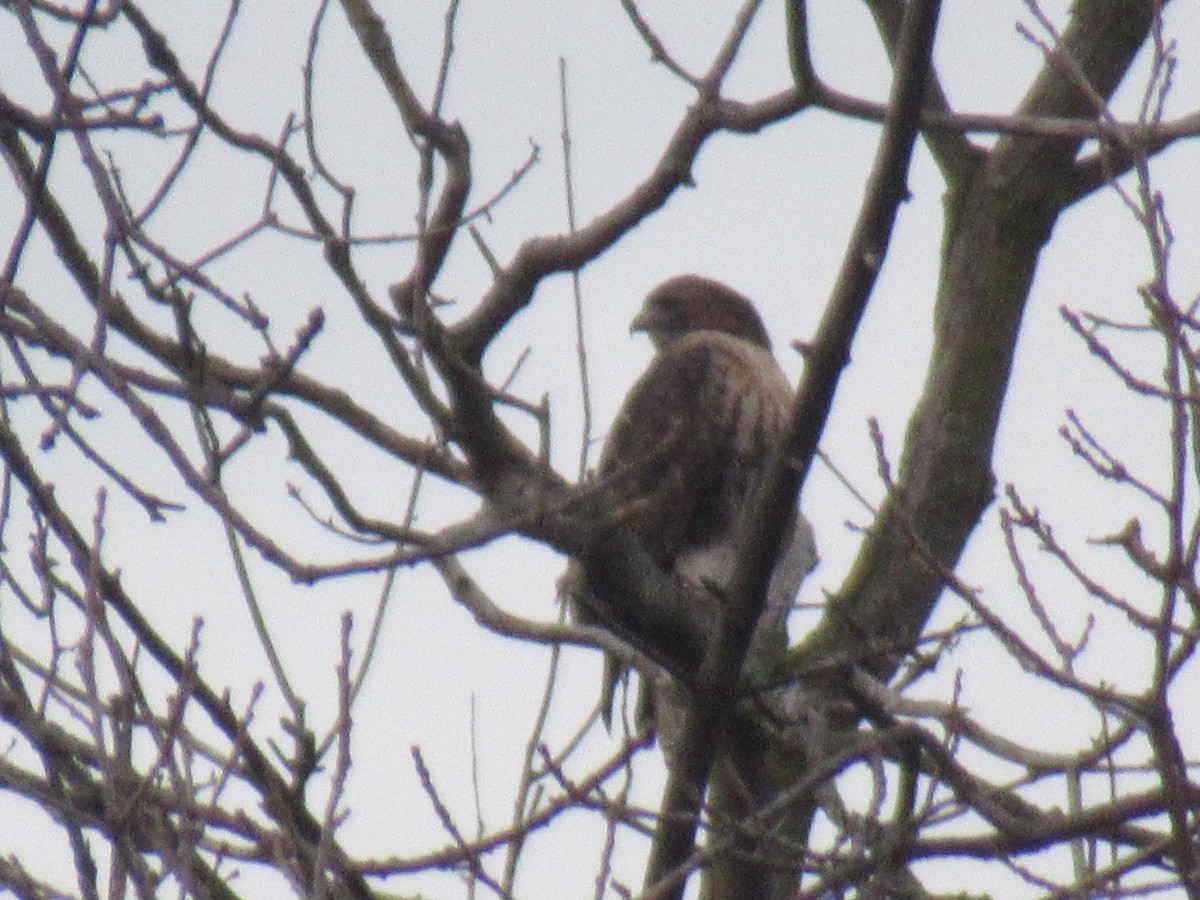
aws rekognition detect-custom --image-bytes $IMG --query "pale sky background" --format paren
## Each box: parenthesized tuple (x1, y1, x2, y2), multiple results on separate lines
(2, 0, 1200, 896)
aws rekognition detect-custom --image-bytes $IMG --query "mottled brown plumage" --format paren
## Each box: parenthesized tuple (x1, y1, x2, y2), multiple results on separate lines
(565, 275, 794, 729)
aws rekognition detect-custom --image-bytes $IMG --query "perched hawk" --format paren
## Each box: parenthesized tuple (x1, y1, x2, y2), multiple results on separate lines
(564, 274, 800, 729)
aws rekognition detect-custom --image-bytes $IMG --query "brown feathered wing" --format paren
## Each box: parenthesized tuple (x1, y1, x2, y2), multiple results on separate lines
(575, 328, 793, 728)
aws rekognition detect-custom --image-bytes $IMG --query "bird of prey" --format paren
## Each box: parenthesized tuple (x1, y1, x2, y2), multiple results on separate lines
(562, 274, 799, 730)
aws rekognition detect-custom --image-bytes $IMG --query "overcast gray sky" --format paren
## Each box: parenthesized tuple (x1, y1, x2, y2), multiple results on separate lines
(3, 1, 1200, 896)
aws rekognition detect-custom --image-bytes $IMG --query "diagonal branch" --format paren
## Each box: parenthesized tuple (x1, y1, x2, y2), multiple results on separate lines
(799, 0, 1166, 687)
(860, 0, 981, 182)
(642, 0, 945, 894)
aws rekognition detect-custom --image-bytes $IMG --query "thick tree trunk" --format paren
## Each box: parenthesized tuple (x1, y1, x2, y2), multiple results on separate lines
(700, 2, 1163, 896)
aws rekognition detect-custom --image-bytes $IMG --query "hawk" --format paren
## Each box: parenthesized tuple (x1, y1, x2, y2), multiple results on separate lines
(564, 274, 801, 729)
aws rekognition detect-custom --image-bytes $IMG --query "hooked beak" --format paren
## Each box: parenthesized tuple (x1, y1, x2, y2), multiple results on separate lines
(629, 307, 654, 336)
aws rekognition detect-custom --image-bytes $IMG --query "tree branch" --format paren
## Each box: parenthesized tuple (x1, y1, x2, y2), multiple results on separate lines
(643, 0, 944, 894)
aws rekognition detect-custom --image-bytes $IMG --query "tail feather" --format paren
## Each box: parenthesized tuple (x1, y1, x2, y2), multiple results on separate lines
(600, 651, 656, 735)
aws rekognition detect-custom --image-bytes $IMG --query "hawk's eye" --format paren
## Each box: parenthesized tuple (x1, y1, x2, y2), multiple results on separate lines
(654, 294, 678, 314)
(655, 295, 686, 324)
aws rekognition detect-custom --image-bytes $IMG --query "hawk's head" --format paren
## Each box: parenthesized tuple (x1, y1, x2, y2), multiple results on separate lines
(631, 275, 772, 353)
